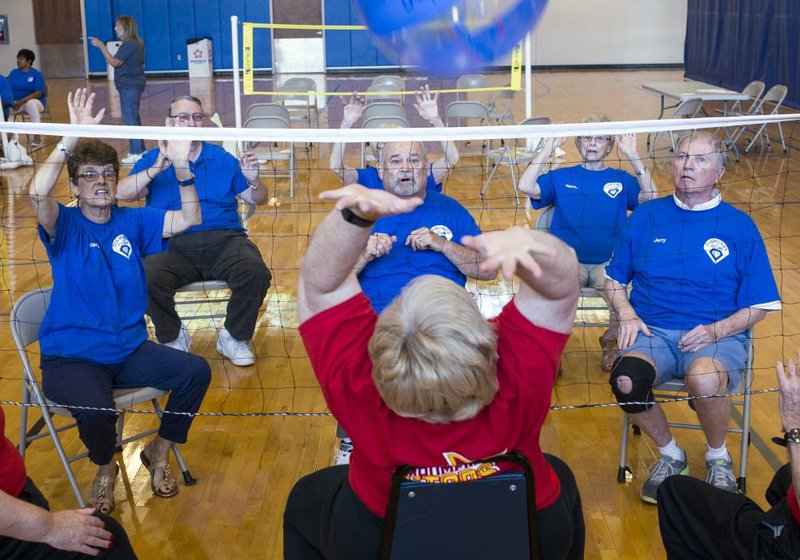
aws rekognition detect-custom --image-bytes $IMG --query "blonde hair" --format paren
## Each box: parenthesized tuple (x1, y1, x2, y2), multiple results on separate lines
(116, 16, 144, 51)
(369, 276, 499, 424)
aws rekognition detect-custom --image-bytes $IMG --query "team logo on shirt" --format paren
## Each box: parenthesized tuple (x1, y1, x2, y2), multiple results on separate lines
(603, 182, 623, 199)
(112, 234, 132, 260)
(27, 76, 35, 83)
(430, 225, 453, 241)
(703, 238, 730, 264)
(564, 184, 578, 190)
(403, 452, 503, 483)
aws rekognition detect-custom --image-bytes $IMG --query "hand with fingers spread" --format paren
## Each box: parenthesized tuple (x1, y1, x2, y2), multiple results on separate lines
(362, 233, 396, 263)
(616, 133, 641, 161)
(406, 227, 445, 253)
(44, 508, 114, 554)
(67, 88, 106, 126)
(617, 313, 652, 350)
(342, 93, 366, 128)
(462, 227, 557, 281)
(414, 85, 441, 123)
(320, 184, 422, 222)
(777, 350, 800, 431)
(678, 324, 717, 353)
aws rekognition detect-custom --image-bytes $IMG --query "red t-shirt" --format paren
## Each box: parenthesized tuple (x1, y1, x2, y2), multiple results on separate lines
(0, 405, 27, 497)
(299, 292, 568, 517)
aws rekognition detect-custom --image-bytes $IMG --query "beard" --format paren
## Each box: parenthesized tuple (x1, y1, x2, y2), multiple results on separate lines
(388, 172, 421, 197)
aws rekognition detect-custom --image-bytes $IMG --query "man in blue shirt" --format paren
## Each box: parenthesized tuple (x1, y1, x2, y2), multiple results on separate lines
(117, 95, 272, 367)
(329, 86, 459, 194)
(519, 113, 657, 371)
(605, 131, 781, 504)
(7, 49, 46, 146)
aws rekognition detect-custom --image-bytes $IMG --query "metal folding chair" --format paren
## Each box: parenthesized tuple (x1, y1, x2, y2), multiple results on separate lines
(246, 102, 292, 121)
(379, 451, 538, 560)
(360, 115, 410, 167)
(482, 116, 550, 204)
(455, 74, 489, 100)
(278, 77, 320, 128)
(371, 75, 405, 90)
(445, 101, 492, 164)
(487, 89, 518, 125)
(366, 83, 404, 105)
(244, 115, 299, 197)
(617, 329, 754, 493)
(649, 98, 704, 155)
(12, 287, 195, 508)
(741, 84, 789, 154)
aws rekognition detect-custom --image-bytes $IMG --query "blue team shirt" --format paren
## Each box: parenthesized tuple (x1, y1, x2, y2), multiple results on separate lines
(7, 68, 46, 108)
(358, 190, 480, 313)
(38, 205, 167, 364)
(134, 142, 248, 233)
(356, 165, 442, 193)
(114, 39, 146, 91)
(605, 195, 780, 330)
(531, 165, 639, 264)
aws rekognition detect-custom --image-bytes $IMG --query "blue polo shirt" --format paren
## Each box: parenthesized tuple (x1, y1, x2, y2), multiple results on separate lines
(356, 165, 442, 193)
(38, 205, 167, 364)
(605, 195, 780, 330)
(531, 165, 639, 264)
(114, 39, 146, 91)
(7, 68, 46, 108)
(134, 142, 248, 233)
(358, 190, 480, 313)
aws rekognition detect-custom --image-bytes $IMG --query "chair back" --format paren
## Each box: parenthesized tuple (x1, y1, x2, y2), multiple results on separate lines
(246, 103, 291, 121)
(366, 84, 404, 104)
(372, 75, 405, 90)
(379, 451, 537, 560)
(363, 102, 406, 122)
(742, 80, 765, 100)
(760, 84, 788, 112)
(671, 98, 704, 119)
(10, 287, 51, 349)
(362, 116, 409, 129)
(445, 100, 491, 123)
(278, 85, 314, 104)
(283, 77, 316, 93)
(244, 115, 291, 130)
(520, 117, 551, 127)
(488, 89, 518, 123)
(456, 74, 489, 90)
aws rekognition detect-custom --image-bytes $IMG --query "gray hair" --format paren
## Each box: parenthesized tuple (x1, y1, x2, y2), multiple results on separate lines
(675, 131, 728, 169)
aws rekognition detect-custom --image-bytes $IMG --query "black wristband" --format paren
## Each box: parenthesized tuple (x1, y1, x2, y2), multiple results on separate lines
(177, 175, 195, 187)
(341, 208, 374, 228)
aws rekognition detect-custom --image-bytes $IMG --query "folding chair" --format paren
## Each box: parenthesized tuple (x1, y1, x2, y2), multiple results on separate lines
(244, 115, 299, 197)
(371, 75, 405, 90)
(366, 84, 404, 105)
(455, 74, 488, 100)
(278, 77, 320, 128)
(246, 102, 292, 122)
(487, 89, 518, 125)
(12, 287, 196, 508)
(649, 98, 704, 155)
(360, 115, 409, 167)
(617, 330, 754, 494)
(482, 116, 550, 204)
(379, 451, 538, 560)
(363, 102, 406, 123)
(718, 81, 766, 161)
(742, 84, 789, 154)
(445, 101, 492, 164)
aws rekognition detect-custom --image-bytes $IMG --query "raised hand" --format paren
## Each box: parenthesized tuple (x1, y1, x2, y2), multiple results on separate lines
(414, 85, 440, 123)
(617, 133, 641, 160)
(462, 227, 557, 281)
(239, 149, 260, 183)
(406, 227, 445, 252)
(342, 93, 366, 127)
(776, 350, 800, 431)
(88, 37, 104, 49)
(320, 184, 422, 222)
(45, 508, 113, 554)
(160, 117, 193, 165)
(67, 88, 105, 126)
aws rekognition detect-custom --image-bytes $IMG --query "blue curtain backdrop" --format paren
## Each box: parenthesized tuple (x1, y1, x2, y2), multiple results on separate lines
(685, 0, 800, 109)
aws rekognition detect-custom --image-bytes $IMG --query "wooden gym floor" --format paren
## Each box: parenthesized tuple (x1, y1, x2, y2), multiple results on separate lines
(0, 68, 798, 559)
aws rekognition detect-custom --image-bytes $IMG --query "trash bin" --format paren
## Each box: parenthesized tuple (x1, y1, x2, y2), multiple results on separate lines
(187, 37, 213, 79)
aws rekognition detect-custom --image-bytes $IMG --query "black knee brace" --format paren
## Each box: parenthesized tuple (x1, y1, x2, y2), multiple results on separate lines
(609, 356, 656, 414)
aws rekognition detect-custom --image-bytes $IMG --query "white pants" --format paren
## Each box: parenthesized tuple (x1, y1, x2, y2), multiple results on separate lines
(14, 99, 44, 123)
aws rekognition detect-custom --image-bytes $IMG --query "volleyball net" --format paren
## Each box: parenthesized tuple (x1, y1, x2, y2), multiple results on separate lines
(0, 108, 799, 423)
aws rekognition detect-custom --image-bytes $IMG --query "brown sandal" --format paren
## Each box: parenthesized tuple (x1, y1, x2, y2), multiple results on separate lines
(87, 464, 118, 514)
(599, 335, 618, 372)
(140, 446, 179, 498)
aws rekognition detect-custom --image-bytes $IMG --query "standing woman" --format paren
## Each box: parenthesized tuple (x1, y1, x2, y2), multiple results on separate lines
(90, 16, 145, 165)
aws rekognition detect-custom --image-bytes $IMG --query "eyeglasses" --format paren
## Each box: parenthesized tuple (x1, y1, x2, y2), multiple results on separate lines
(169, 112, 205, 123)
(77, 169, 118, 183)
(578, 135, 611, 144)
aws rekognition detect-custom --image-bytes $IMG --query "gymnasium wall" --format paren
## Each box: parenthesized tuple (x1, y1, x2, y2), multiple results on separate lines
(0, 2, 39, 76)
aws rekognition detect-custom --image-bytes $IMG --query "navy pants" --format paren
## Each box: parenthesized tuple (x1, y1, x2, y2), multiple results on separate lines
(41, 341, 211, 465)
(145, 229, 271, 343)
(0, 478, 137, 559)
(117, 87, 145, 155)
(283, 453, 585, 560)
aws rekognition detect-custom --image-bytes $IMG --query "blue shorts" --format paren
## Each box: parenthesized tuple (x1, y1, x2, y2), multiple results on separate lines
(626, 327, 749, 391)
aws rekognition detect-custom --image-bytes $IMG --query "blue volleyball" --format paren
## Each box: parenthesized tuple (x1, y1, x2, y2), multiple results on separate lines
(353, 0, 549, 76)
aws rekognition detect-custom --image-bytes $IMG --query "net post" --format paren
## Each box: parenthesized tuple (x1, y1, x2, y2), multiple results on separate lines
(231, 15, 243, 146)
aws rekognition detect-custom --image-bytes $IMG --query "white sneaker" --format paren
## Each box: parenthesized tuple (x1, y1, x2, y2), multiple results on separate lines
(120, 153, 143, 166)
(217, 327, 255, 366)
(163, 323, 192, 352)
(333, 438, 353, 466)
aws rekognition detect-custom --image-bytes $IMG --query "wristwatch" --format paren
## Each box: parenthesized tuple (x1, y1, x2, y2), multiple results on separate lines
(786, 428, 800, 444)
(177, 175, 196, 187)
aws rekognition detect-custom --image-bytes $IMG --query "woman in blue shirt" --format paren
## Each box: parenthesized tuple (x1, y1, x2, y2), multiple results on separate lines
(90, 16, 146, 165)
(29, 89, 210, 515)
(7, 48, 46, 146)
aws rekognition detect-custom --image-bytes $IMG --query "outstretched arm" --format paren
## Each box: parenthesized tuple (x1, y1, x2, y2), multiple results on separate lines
(777, 352, 800, 518)
(160, 131, 201, 238)
(0, 490, 113, 555)
(29, 88, 106, 238)
(330, 94, 364, 185)
(414, 85, 459, 184)
(617, 133, 657, 202)
(463, 227, 579, 333)
(89, 37, 123, 68)
(299, 185, 422, 322)
(518, 136, 566, 200)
